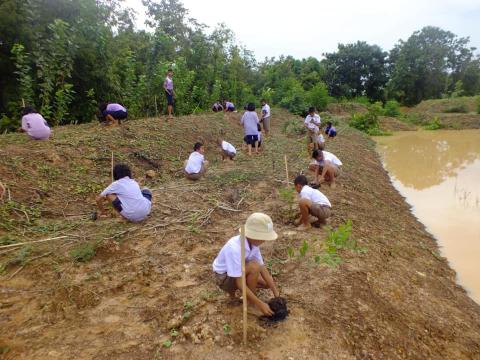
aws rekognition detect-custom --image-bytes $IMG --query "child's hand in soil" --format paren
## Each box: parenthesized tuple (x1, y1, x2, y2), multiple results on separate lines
(258, 301, 274, 316)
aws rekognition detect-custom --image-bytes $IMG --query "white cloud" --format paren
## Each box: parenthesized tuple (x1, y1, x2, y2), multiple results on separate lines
(125, 0, 480, 59)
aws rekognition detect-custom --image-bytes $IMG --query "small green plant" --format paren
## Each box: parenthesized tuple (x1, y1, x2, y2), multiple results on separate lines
(223, 323, 231, 335)
(384, 100, 400, 117)
(299, 240, 309, 257)
(182, 311, 191, 320)
(287, 247, 295, 258)
(282, 119, 306, 135)
(349, 102, 383, 135)
(162, 339, 172, 348)
(183, 301, 194, 310)
(170, 329, 179, 337)
(423, 117, 443, 130)
(70, 242, 98, 262)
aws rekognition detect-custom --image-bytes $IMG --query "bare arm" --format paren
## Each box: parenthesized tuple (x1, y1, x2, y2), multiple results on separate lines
(260, 266, 279, 297)
(235, 277, 273, 316)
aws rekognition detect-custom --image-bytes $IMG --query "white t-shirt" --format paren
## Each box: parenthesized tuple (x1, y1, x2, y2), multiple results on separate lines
(240, 111, 260, 136)
(323, 151, 343, 167)
(21, 113, 51, 140)
(185, 151, 205, 174)
(221, 141, 236, 154)
(299, 185, 331, 207)
(262, 104, 271, 118)
(212, 235, 264, 277)
(304, 114, 321, 131)
(100, 177, 151, 222)
(317, 134, 325, 144)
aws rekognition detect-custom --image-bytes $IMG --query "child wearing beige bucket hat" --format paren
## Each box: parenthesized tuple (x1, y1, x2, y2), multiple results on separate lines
(212, 213, 280, 316)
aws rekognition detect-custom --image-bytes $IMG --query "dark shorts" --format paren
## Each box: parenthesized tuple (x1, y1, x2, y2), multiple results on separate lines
(244, 135, 258, 145)
(165, 92, 174, 106)
(328, 130, 337, 138)
(214, 272, 237, 293)
(104, 110, 128, 120)
(111, 189, 152, 213)
(226, 106, 235, 112)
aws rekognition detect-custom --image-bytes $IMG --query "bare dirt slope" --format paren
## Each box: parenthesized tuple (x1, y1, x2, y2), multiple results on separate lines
(1, 110, 480, 359)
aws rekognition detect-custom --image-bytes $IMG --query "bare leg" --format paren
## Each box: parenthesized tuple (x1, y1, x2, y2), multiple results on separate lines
(248, 144, 252, 156)
(254, 141, 259, 154)
(298, 198, 312, 228)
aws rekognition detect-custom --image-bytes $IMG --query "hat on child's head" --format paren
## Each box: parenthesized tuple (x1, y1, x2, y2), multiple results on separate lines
(242, 213, 278, 241)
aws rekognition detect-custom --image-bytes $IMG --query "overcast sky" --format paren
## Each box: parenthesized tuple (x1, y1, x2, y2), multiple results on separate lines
(125, 0, 480, 60)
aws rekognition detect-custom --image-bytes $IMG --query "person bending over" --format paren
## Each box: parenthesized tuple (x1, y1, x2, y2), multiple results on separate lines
(294, 175, 332, 230)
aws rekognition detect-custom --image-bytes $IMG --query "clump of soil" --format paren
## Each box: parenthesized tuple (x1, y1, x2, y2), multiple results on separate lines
(260, 297, 289, 325)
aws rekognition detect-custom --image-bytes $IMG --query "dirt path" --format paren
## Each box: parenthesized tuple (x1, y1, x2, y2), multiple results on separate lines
(1, 110, 480, 359)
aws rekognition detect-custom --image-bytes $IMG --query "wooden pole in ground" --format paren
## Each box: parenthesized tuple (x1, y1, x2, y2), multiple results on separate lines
(284, 154, 289, 184)
(111, 151, 114, 182)
(240, 225, 247, 345)
(154, 95, 158, 117)
(21, 98, 25, 108)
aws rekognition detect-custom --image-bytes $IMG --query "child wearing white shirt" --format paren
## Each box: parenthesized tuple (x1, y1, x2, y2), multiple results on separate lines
(184, 142, 209, 180)
(217, 138, 236, 161)
(305, 107, 321, 152)
(96, 164, 152, 222)
(260, 99, 271, 136)
(212, 213, 280, 316)
(294, 175, 332, 230)
(308, 149, 342, 188)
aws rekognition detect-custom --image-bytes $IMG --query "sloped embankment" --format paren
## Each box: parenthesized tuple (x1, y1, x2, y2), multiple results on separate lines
(1, 110, 479, 359)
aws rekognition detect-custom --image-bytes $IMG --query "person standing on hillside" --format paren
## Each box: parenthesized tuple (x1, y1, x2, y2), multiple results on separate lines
(260, 99, 271, 136)
(163, 69, 175, 118)
(240, 102, 260, 156)
(304, 107, 321, 152)
(19, 106, 51, 140)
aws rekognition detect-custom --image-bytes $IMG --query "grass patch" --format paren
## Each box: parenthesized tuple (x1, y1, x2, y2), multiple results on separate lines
(70, 242, 98, 262)
(423, 117, 443, 130)
(282, 119, 306, 136)
(444, 104, 468, 113)
(210, 169, 256, 186)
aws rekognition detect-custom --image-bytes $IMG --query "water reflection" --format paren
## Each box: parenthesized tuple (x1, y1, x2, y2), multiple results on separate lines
(376, 130, 480, 190)
(375, 129, 480, 304)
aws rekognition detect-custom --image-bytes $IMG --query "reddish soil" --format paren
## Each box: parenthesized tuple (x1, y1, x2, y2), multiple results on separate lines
(1, 109, 480, 359)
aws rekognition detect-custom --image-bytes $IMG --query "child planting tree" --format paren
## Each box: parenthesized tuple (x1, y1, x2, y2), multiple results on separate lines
(184, 142, 209, 180)
(212, 212, 280, 316)
(96, 164, 152, 222)
(19, 106, 51, 140)
(217, 138, 237, 161)
(98, 102, 127, 125)
(294, 175, 332, 230)
(308, 150, 342, 188)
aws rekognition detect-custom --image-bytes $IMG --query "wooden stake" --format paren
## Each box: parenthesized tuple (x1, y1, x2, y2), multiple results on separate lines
(21, 98, 25, 108)
(111, 151, 114, 182)
(0, 236, 71, 249)
(240, 225, 247, 345)
(284, 154, 289, 184)
(154, 95, 158, 117)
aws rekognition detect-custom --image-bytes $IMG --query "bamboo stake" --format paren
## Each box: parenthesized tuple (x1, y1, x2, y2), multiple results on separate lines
(0, 236, 71, 249)
(284, 154, 289, 184)
(154, 95, 158, 117)
(111, 151, 114, 182)
(240, 225, 247, 346)
(21, 98, 25, 108)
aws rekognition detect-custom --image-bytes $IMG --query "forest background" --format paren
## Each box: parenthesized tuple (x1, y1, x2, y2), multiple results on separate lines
(1, 0, 479, 131)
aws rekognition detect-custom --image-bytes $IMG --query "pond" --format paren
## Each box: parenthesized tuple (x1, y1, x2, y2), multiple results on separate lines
(375, 129, 480, 303)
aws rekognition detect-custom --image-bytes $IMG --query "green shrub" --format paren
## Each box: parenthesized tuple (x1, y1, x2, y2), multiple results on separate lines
(282, 119, 306, 135)
(349, 112, 379, 133)
(349, 96, 370, 105)
(423, 117, 443, 130)
(444, 104, 468, 113)
(70, 242, 98, 262)
(400, 113, 426, 125)
(384, 100, 400, 117)
(306, 82, 331, 111)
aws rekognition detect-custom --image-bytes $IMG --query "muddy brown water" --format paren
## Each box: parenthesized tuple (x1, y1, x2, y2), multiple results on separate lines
(375, 129, 480, 303)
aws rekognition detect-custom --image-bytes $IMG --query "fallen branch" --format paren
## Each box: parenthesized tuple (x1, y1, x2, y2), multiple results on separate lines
(217, 204, 241, 212)
(0, 235, 75, 249)
(8, 251, 53, 280)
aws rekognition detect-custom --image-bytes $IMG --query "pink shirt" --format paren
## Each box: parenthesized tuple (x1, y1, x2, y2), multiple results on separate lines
(21, 113, 51, 140)
(106, 103, 126, 112)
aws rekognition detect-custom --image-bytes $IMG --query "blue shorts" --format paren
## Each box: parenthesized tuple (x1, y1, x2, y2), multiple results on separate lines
(244, 135, 258, 145)
(328, 129, 337, 138)
(112, 189, 152, 213)
(226, 106, 235, 112)
(165, 92, 174, 106)
(104, 110, 128, 120)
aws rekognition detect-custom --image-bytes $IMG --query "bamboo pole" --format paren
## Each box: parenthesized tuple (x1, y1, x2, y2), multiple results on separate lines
(154, 95, 158, 118)
(111, 151, 114, 182)
(21, 98, 25, 108)
(240, 225, 247, 345)
(284, 154, 289, 184)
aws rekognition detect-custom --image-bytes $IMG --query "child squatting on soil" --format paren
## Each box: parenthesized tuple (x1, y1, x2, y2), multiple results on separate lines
(294, 175, 332, 230)
(184, 142, 209, 180)
(308, 149, 342, 187)
(212, 213, 280, 316)
(98, 102, 128, 126)
(96, 164, 152, 222)
(217, 138, 236, 161)
(19, 106, 51, 140)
